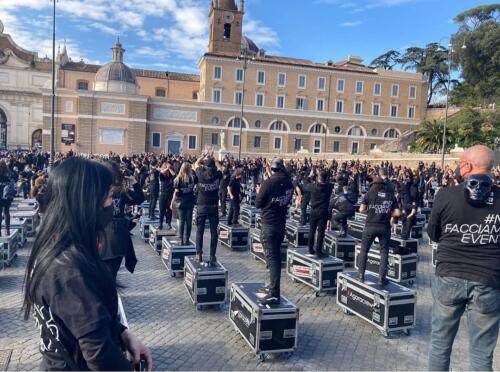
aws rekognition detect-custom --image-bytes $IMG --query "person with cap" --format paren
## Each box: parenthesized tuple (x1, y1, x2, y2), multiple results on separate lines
(328, 185, 357, 236)
(255, 158, 294, 305)
(428, 145, 500, 372)
(193, 148, 222, 266)
(357, 177, 401, 286)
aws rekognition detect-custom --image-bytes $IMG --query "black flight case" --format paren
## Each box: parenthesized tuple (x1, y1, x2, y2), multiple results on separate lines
(337, 271, 416, 337)
(285, 221, 309, 248)
(229, 282, 298, 361)
(139, 216, 155, 241)
(161, 237, 197, 277)
(2, 218, 28, 247)
(354, 245, 417, 286)
(239, 205, 258, 228)
(347, 219, 365, 242)
(218, 223, 249, 251)
(286, 248, 344, 296)
(384, 235, 419, 255)
(395, 222, 423, 240)
(11, 210, 39, 236)
(324, 231, 356, 265)
(149, 225, 177, 253)
(0, 229, 21, 268)
(250, 229, 288, 266)
(184, 256, 228, 309)
(290, 207, 310, 225)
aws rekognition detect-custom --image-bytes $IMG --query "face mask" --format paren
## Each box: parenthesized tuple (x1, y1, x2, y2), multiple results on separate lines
(464, 175, 493, 207)
(97, 205, 114, 230)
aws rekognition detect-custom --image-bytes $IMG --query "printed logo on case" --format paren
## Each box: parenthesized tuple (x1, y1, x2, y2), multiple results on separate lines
(283, 329, 295, 338)
(219, 230, 229, 239)
(253, 243, 263, 253)
(197, 288, 207, 295)
(260, 331, 272, 340)
(216, 286, 225, 294)
(388, 316, 398, 325)
(291, 264, 313, 279)
(162, 249, 169, 260)
(404, 315, 414, 324)
(185, 272, 193, 289)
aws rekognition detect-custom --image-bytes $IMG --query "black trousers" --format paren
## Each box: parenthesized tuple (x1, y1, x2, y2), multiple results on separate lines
(159, 192, 173, 226)
(178, 206, 193, 244)
(227, 200, 240, 225)
(308, 210, 328, 254)
(300, 201, 309, 225)
(261, 225, 285, 297)
(219, 190, 228, 216)
(358, 224, 391, 279)
(149, 194, 158, 219)
(401, 214, 416, 240)
(196, 206, 219, 258)
(332, 210, 354, 231)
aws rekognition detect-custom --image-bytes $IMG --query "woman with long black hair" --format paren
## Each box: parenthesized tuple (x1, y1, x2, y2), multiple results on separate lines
(100, 161, 145, 279)
(0, 160, 16, 235)
(171, 162, 197, 244)
(22, 157, 152, 371)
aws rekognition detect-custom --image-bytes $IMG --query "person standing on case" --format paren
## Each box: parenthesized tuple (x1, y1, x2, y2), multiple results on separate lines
(158, 161, 175, 230)
(193, 149, 222, 266)
(328, 185, 357, 236)
(306, 169, 333, 257)
(396, 190, 417, 240)
(171, 162, 197, 245)
(148, 162, 160, 220)
(357, 178, 401, 286)
(219, 164, 231, 217)
(255, 159, 294, 305)
(428, 145, 500, 372)
(294, 169, 312, 226)
(227, 169, 243, 226)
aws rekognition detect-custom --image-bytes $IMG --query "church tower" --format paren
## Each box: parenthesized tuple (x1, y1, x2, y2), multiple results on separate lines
(208, 0, 244, 56)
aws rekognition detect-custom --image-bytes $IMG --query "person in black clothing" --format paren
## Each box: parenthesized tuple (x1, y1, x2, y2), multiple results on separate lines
(158, 161, 175, 230)
(0, 160, 16, 235)
(227, 169, 243, 226)
(171, 162, 197, 245)
(295, 170, 312, 226)
(148, 162, 160, 220)
(255, 158, 294, 305)
(305, 170, 333, 257)
(219, 165, 231, 217)
(396, 190, 417, 240)
(328, 185, 357, 236)
(427, 145, 500, 371)
(358, 178, 401, 286)
(22, 157, 152, 371)
(193, 151, 222, 266)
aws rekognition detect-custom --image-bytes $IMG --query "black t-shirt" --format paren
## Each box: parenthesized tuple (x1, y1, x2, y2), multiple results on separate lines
(195, 168, 222, 207)
(361, 189, 397, 226)
(229, 177, 242, 203)
(305, 182, 333, 214)
(220, 170, 231, 191)
(428, 184, 500, 289)
(34, 246, 131, 370)
(255, 172, 294, 227)
(174, 176, 197, 208)
(159, 172, 174, 195)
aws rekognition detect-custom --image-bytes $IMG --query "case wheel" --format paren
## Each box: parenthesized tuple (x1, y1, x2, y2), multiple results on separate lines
(342, 308, 353, 316)
(196, 305, 202, 310)
(170, 272, 176, 278)
(315, 292, 320, 297)
(383, 331, 390, 338)
(259, 354, 267, 362)
(292, 278, 297, 283)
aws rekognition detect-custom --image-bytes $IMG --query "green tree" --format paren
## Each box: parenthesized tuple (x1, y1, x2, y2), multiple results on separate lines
(448, 108, 485, 147)
(370, 50, 401, 70)
(414, 119, 454, 153)
(399, 43, 449, 104)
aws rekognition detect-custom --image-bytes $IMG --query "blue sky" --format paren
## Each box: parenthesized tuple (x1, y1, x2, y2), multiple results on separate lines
(0, 0, 487, 74)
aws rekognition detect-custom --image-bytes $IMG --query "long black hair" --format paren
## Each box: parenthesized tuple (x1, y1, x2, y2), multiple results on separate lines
(22, 157, 113, 320)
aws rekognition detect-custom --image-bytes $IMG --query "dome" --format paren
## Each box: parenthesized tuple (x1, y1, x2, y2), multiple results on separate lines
(241, 36, 259, 55)
(94, 39, 137, 95)
(217, 0, 238, 10)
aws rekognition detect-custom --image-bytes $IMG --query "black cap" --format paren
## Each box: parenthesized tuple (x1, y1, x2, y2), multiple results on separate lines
(204, 158, 216, 168)
(271, 158, 285, 172)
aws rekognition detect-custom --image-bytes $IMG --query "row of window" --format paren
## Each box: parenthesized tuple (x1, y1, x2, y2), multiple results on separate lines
(215, 89, 416, 118)
(213, 66, 418, 98)
(151, 133, 197, 150)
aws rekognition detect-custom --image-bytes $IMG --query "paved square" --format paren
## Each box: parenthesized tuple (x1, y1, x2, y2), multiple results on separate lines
(1, 227, 499, 371)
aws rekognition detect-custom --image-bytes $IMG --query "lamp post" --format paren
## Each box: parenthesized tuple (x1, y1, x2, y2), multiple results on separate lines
(237, 49, 254, 161)
(440, 38, 466, 169)
(49, 0, 57, 169)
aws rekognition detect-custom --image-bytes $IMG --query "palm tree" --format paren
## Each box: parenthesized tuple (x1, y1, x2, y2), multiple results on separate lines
(414, 119, 454, 153)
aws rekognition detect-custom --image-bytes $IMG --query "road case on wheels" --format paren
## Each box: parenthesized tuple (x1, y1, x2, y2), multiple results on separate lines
(250, 230, 288, 266)
(11, 210, 39, 236)
(0, 230, 21, 268)
(149, 225, 176, 252)
(239, 205, 258, 228)
(354, 246, 417, 286)
(395, 223, 423, 240)
(347, 220, 365, 242)
(2, 218, 28, 247)
(218, 223, 249, 251)
(324, 231, 356, 265)
(139, 216, 155, 241)
(161, 238, 197, 277)
(337, 271, 416, 337)
(286, 248, 344, 295)
(384, 235, 419, 255)
(285, 222, 309, 248)
(184, 256, 228, 309)
(229, 282, 298, 361)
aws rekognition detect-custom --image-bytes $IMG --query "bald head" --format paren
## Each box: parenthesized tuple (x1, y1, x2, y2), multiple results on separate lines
(460, 145, 494, 177)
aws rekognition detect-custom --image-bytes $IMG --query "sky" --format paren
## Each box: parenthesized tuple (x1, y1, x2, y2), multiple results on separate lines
(0, 0, 488, 74)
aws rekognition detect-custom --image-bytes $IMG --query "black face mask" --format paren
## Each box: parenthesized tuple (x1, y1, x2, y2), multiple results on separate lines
(455, 167, 463, 184)
(464, 175, 493, 207)
(97, 205, 114, 231)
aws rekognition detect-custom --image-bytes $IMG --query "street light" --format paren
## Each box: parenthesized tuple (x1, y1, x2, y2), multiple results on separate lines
(236, 49, 254, 161)
(49, 0, 57, 169)
(440, 38, 466, 169)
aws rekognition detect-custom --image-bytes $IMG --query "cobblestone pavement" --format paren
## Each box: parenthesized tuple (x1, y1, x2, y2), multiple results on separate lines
(1, 224, 499, 371)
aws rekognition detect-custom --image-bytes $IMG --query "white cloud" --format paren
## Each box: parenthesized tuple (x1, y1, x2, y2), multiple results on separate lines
(244, 19, 280, 50)
(340, 21, 363, 27)
(90, 22, 118, 35)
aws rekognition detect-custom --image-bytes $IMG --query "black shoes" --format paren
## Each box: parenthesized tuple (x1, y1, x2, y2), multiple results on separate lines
(206, 256, 217, 267)
(257, 292, 280, 305)
(158, 224, 163, 230)
(195, 253, 203, 262)
(308, 249, 316, 256)
(357, 272, 365, 283)
(315, 250, 326, 258)
(378, 277, 389, 286)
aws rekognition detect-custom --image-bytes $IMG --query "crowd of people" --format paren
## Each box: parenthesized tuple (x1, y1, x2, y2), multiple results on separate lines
(0, 144, 495, 370)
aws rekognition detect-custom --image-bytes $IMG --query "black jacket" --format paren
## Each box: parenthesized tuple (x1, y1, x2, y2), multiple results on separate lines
(255, 172, 294, 227)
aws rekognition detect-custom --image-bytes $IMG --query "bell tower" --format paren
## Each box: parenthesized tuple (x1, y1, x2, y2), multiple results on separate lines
(208, 0, 244, 56)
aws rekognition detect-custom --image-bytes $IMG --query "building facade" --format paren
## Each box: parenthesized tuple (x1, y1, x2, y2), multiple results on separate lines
(3, 0, 428, 156)
(0, 20, 51, 150)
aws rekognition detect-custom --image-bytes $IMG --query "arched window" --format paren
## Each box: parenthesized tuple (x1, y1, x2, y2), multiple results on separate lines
(309, 123, 327, 134)
(155, 88, 166, 97)
(270, 120, 288, 131)
(348, 126, 364, 137)
(255, 120, 261, 128)
(296, 123, 302, 131)
(228, 117, 246, 128)
(371, 128, 378, 136)
(384, 129, 400, 138)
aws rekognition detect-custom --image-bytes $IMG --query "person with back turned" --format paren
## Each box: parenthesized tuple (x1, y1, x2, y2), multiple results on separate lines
(357, 178, 401, 286)
(428, 145, 500, 372)
(255, 158, 293, 305)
